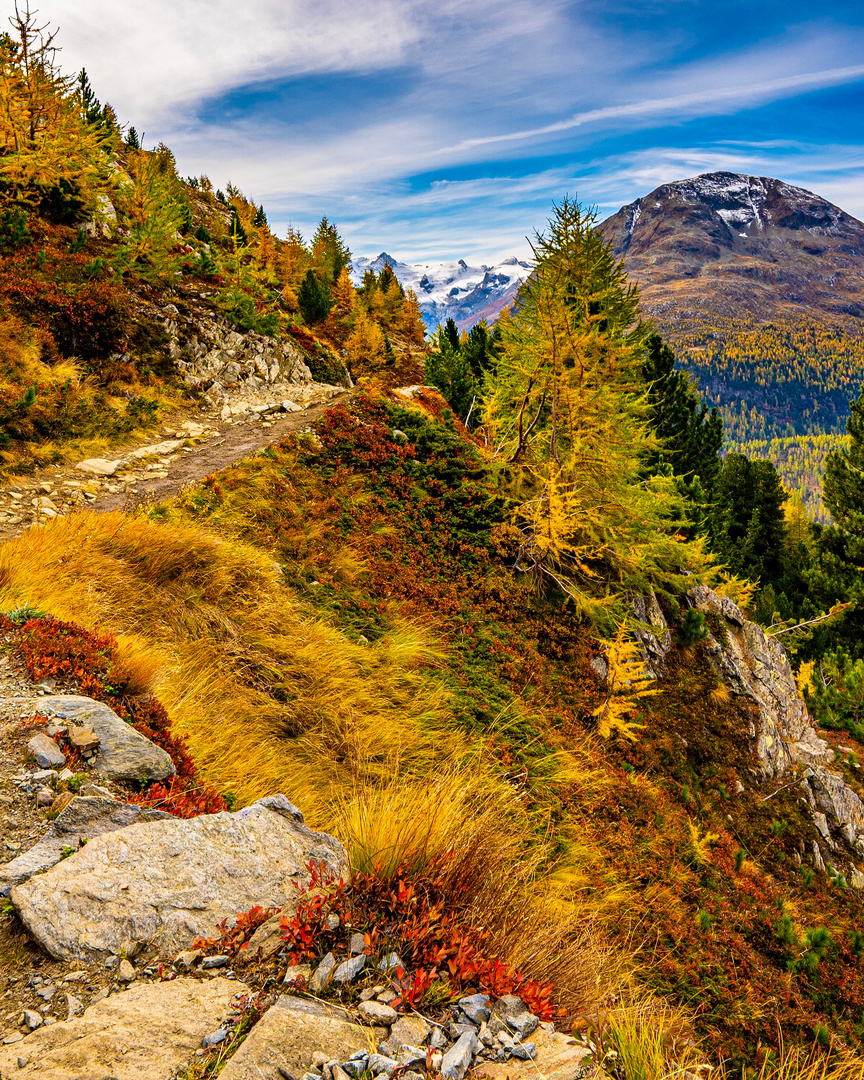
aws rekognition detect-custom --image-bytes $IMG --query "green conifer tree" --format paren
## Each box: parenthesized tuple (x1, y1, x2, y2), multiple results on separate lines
(482, 198, 709, 622)
(297, 268, 333, 324)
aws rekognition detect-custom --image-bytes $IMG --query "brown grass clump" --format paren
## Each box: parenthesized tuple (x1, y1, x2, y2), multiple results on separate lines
(0, 508, 627, 1017)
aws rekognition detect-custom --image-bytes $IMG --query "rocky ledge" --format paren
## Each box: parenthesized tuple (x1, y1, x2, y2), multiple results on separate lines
(636, 583, 864, 882)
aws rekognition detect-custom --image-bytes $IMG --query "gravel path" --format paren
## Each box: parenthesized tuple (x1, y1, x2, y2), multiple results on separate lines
(0, 387, 351, 540)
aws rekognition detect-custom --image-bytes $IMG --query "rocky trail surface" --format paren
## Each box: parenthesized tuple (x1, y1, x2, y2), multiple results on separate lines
(0, 384, 350, 544)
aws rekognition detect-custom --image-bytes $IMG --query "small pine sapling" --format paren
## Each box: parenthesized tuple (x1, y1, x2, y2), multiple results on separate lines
(678, 608, 708, 647)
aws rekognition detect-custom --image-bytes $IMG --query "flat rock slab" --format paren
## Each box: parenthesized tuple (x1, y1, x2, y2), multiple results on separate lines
(129, 439, 184, 458)
(75, 458, 124, 476)
(221, 995, 385, 1080)
(0, 796, 170, 896)
(474, 1029, 596, 1080)
(0, 976, 246, 1080)
(11, 794, 346, 961)
(35, 695, 175, 782)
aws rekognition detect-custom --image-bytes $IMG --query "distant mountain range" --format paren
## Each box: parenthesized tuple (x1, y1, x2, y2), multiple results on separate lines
(356, 172, 864, 519)
(350, 253, 531, 331)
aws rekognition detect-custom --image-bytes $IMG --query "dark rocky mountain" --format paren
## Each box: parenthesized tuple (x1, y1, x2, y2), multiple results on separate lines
(598, 171, 864, 325)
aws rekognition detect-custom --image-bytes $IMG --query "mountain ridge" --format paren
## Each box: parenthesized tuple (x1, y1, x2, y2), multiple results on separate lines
(598, 171, 864, 325)
(350, 251, 530, 330)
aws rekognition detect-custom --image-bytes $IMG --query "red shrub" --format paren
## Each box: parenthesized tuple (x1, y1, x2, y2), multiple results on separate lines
(14, 616, 226, 816)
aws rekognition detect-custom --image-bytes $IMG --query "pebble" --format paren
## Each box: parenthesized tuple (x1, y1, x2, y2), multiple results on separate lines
(459, 994, 490, 1024)
(17, 1056, 29, 1068)
(367, 1054, 399, 1077)
(27, 733, 65, 768)
(65, 994, 83, 1018)
(22, 1010, 42, 1030)
(325, 913, 340, 931)
(310, 953, 336, 993)
(117, 959, 137, 983)
(174, 949, 202, 970)
(348, 932, 366, 955)
(397, 1046, 426, 1070)
(358, 1001, 397, 1025)
(203, 1028, 228, 1048)
(2, 1032, 23, 1044)
(200, 955, 229, 970)
(377, 952, 403, 972)
(441, 1032, 480, 1080)
(333, 953, 365, 984)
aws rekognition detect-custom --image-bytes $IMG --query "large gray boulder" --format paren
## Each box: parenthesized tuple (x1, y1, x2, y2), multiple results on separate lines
(35, 695, 175, 782)
(688, 585, 833, 778)
(0, 796, 170, 896)
(11, 794, 346, 961)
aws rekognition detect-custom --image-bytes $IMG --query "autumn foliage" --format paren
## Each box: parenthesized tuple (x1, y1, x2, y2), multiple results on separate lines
(13, 614, 226, 815)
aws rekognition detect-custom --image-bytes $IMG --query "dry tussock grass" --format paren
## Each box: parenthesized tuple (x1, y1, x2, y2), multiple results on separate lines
(0, 509, 627, 1015)
(0, 320, 79, 388)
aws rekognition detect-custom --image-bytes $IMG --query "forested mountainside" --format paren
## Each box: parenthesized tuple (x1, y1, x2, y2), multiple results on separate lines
(7, 12, 864, 1080)
(599, 173, 864, 515)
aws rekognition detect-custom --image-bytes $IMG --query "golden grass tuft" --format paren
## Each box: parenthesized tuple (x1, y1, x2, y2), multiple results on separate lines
(0, 319, 80, 389)
(754, 1047, 864, 1080)
(601, 998, 700, 1080)
(0, 507, 627, 1014)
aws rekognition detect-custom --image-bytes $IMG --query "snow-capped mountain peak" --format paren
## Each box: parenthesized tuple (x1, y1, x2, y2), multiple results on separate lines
(350, 253, 531, 330)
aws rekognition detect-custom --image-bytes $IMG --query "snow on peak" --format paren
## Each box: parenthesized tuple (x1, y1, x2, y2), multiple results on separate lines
(350, 253, 532, 328)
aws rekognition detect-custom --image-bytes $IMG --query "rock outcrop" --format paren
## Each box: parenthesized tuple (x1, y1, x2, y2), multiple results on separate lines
(634, 584, 864, 872)
(10, 794, 346, 961)
(0, 976, 246, 1080)
(687, 585, 833, 778)
(0, 796, 170, 896)
(35, 696, 175, 782)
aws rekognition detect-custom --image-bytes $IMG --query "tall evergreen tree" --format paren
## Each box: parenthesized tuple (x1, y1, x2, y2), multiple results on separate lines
(311, 217, 350, 284)
(806, 384, 864, 655)
(443, 317, 460, 354)
(710, 454, 787, 584)
(297, 268, 333, 324)
(823, 385, 864, 537)
(482, 198, 708, 621)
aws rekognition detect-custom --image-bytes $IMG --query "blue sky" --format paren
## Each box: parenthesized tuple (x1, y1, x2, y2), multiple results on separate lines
(47, 0, 864, 262)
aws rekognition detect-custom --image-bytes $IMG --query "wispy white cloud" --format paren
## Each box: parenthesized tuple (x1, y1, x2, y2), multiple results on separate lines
(446, 64, 864, 154)
(33, 0, 864, 260)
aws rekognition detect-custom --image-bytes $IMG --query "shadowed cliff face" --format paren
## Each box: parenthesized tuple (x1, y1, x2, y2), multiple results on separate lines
(598, 172, 864, 322)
